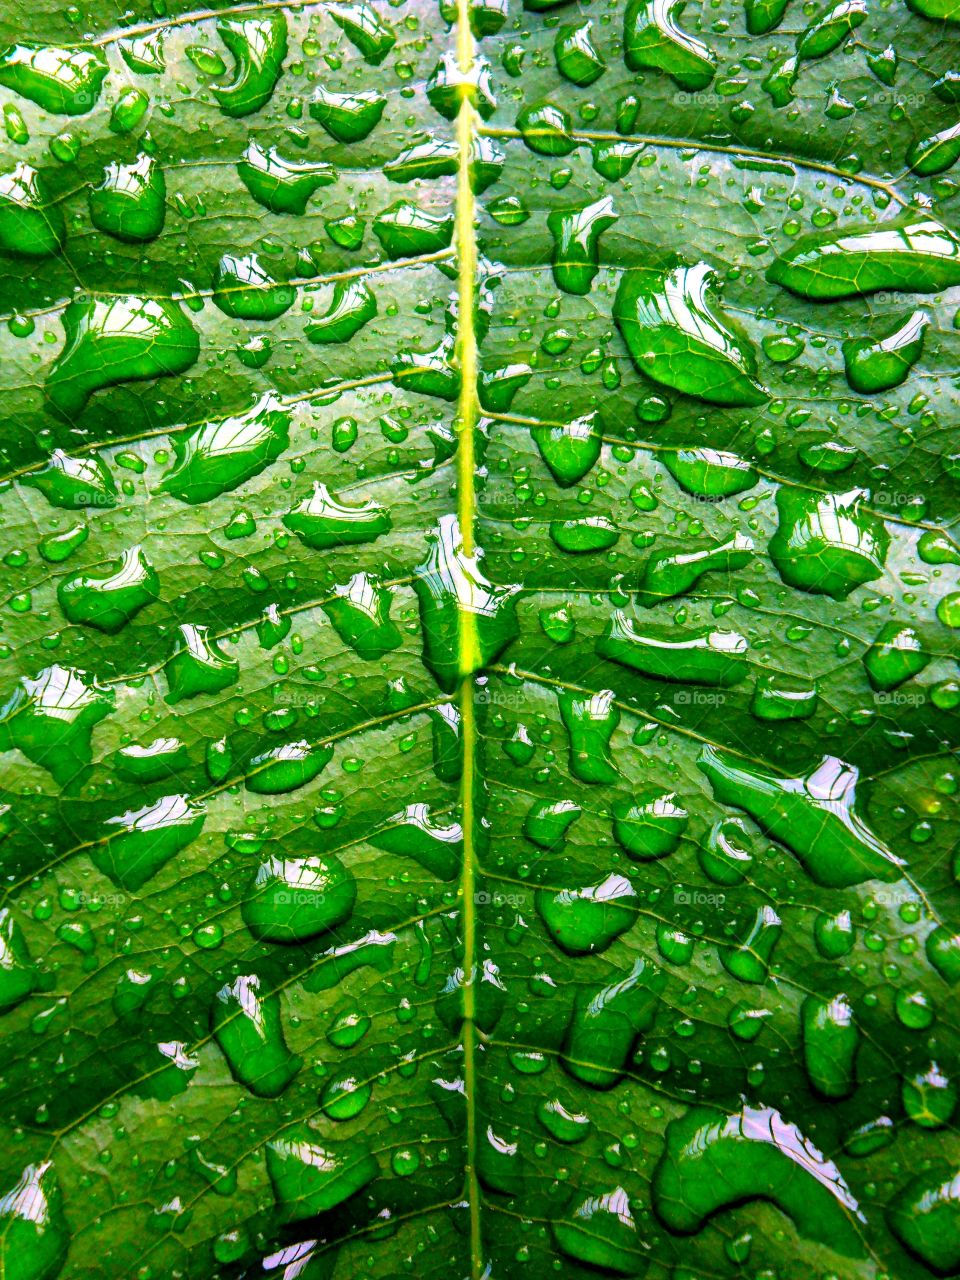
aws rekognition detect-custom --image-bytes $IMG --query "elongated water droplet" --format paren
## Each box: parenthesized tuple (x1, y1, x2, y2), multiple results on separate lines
(722, 904, 781, 983)
(22, 449, 116, 509)
(329, 2, 396, 63)
(266, 1126, 378, 1221)
(213, 14, 287, 117)
(552, 1186, 647, 1275)
(864, 621, 930, 690)
(555, 21, 606, 85)
(373, 200, 454, 259)
(213, 252, 295, 320)
(57, 545, 159, 633)
(238, 142, 335, 214)
(94, 794, 206, 890)
(613, 791, 688, 859)
(212, 974, 301, 1097)
(0, 909, 37, 1012)
(0, 44, 107, 114)
(90, 152, 165, 243)
(0, 161, 63, 256)
(164, 624, 239, 703)
(538, 1097, 591, 1142)
(537, 873, 637, 954)
(562, 957, 664, 1087)
(524, 798, 581, 851)
(309, 86, 386, 141)
(767, 216, 960, 300)
(558, 687, 619, 783)
(46, 294, 200, 418)
(413, 515, 519, 691)
(0, 1162, 68, 1280)
(160, 394, 290, 503)
(371, 804, 463, 880)
(0, 664, 113, 782)
(887, 1165, 960, 1275)
(802, 993, 858, 1097)
(246, 740, 333, 794)
(614, 261, 767, 406)
(637, 532, 753, 605)
(283, 482, 390, 549)
(598, 612, 750, 686)
(548, 197, 617, 294)
(842, 310, 927, 393)
(304, 278, 377, 344)
(769, 488, 888, 598)
(624, 0, 717, 89)
(795, 0, 865, 62)
(532, 413, 601, 487)
(699, 745, 905, 886)
(114, 736, 187, 783)
(323, 573, 401, 659)
(651, 1104, 867, 1255)
(662, 447, 757, 497)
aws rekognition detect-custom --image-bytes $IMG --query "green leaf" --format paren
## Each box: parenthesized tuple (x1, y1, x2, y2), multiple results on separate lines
(0, 0, 960, 1277)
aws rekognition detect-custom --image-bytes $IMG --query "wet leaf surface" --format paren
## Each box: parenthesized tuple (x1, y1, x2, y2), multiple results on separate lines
(1, 0, 960, 1277)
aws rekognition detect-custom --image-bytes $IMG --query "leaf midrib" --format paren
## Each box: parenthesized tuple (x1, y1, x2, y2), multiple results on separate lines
(454, 1, 482, 1272)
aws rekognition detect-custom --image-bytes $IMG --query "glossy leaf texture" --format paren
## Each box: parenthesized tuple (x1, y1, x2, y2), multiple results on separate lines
(1, 0, 960, 1277)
